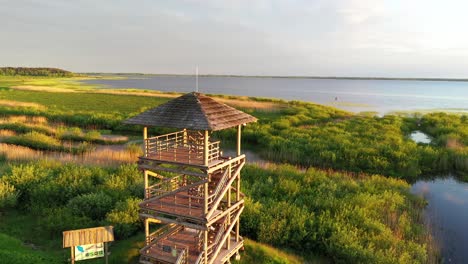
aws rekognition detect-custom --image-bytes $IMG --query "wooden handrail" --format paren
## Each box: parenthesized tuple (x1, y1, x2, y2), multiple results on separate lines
(144, 130, 222, 165)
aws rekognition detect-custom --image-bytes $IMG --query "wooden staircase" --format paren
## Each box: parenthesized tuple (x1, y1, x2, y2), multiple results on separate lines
(139, 150, 245, 264)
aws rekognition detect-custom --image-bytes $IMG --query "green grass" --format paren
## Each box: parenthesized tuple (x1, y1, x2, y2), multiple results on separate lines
(0, 89, 169, 114)
(0, 233, 61, 264)
(234, 239, 328, 264)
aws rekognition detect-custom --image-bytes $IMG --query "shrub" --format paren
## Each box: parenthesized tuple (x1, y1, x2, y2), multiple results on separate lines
(39, 207, 95, 238)
(0, 181, 18, 209)
(67, 192, 114, 220)
(2, 163, 49, 204)
(106, 197, 142, 239)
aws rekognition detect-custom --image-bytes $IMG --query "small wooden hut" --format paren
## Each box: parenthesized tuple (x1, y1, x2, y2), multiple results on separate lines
(124, 92, 257, 264)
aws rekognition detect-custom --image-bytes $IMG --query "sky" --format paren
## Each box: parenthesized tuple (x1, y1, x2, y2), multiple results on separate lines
(1, 0, 468, 77)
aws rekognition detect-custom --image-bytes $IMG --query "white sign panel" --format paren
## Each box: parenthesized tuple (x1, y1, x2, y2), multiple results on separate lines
(74, 243, 105, 261)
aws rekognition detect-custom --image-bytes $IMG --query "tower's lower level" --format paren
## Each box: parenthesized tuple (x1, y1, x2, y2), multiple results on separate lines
(138, 130, 245, 264)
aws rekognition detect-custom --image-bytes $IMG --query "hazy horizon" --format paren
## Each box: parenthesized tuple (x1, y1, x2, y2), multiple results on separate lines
(2, 0, 468, 78)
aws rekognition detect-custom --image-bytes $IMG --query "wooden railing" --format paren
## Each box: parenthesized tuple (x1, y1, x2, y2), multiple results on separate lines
(140, 240, 189, 263)
(144, 130, 221, 165)
(206, 157, 244, 217)
(175, 247, 188, 264)
(146, 176, 182, 199)
(146, 223, 182, 245)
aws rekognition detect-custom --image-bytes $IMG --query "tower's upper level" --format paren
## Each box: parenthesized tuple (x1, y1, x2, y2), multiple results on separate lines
(124, 92, 257, 169)
(123, 92, 257, 131)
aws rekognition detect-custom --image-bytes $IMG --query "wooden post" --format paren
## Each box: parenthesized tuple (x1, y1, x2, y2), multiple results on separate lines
(144, 170, 149, 199)
(227, 163, 232, 249)
(204, 230, 208, 264)
(143, 126, 148, 157)
(204, 130, 209, 166)
(70, 247, 75, 264)
(236, 173, 241, 242)
(145, 219, 149, 244)
(204, 182, 208, 214)
(236, 125, 241, 156)
(105, 242, 109, 264)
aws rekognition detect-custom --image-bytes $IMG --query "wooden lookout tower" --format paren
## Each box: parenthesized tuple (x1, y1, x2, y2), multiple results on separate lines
(124, 92, 257, 264)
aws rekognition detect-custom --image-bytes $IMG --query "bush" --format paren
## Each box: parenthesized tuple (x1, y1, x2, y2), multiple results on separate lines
(38, 207, 95, 238)
(0, 181, 18, 209)
(2, 163, 50, 204)
(106, 197, 142, 239)
(67, 192, 114, 220)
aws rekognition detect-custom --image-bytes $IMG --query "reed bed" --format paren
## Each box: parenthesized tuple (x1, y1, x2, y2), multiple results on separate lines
(0, 100, 46, 110)
(0, 130, 16, 138)
(0, 115, 48, 124)
(0, 143, 139, 166)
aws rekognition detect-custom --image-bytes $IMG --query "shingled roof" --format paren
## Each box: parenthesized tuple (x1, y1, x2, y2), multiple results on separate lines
(123, 92, 257, 131)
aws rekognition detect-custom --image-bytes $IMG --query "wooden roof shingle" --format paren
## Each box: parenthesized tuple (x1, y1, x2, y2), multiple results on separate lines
(123, 92, 257, 131)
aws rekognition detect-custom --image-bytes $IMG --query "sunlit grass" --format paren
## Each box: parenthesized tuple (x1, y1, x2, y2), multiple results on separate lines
(0, 143, 139, 166)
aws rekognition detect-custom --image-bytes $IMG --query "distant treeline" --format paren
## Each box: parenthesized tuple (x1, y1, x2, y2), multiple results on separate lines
(0, 67, 73, 77)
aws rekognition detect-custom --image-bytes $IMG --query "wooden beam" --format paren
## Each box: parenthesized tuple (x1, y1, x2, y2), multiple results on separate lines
(139, 213, 208, 230)
(227, 163, 232, 250)
(139, 164, 207, 178)
(236, 173, 240, 242)
(144, 170, 149, 199)
(237, 125, 241, 156)
(207, 155, 245, 174)
(204, 230, 208, 264)
(204, 182, 208, 215)
(204, 130, 209, 166)
(145, 218, 149, 239)
(143, 127, 148, 157)
(139, 157, 209, 170)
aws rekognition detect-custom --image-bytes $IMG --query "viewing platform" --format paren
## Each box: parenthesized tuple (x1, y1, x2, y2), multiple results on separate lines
(143, 130, 223, 168)
(123, 92, 256, 264)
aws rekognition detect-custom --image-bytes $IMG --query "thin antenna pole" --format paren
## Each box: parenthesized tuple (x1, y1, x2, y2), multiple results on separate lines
(196, 66, 199, 92)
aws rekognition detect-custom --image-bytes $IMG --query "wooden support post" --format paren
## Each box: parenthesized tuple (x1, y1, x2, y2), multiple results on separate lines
(236, 125, 241, 156)
(144, 170, 149, 199)
(236, 172, 241, 242)
(204, 230, 208, 264)
(204, 130, 209, 166)
(204, 182, 209, 214)
(145, 219, 149, 244)
(143, 126, 148, 157)
(227, 163, 232, 249)
(105, 242, 109, 264)
(70, 247, 75, 264)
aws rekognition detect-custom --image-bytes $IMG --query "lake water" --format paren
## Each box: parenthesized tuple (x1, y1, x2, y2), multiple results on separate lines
(410, 131, 432, 144)
(82, 75, 468, 114)
(411, 177, 468, 263)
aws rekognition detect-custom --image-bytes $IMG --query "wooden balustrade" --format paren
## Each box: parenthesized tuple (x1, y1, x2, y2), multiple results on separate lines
(144, 130, 221, 166)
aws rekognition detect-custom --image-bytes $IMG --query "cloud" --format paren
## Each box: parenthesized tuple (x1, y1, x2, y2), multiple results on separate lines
(1, 0, 468, 77)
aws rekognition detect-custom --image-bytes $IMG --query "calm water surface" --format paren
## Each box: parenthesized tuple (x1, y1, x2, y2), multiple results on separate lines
(411, 177, 468, 263)
(82, 75, 468, 114)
